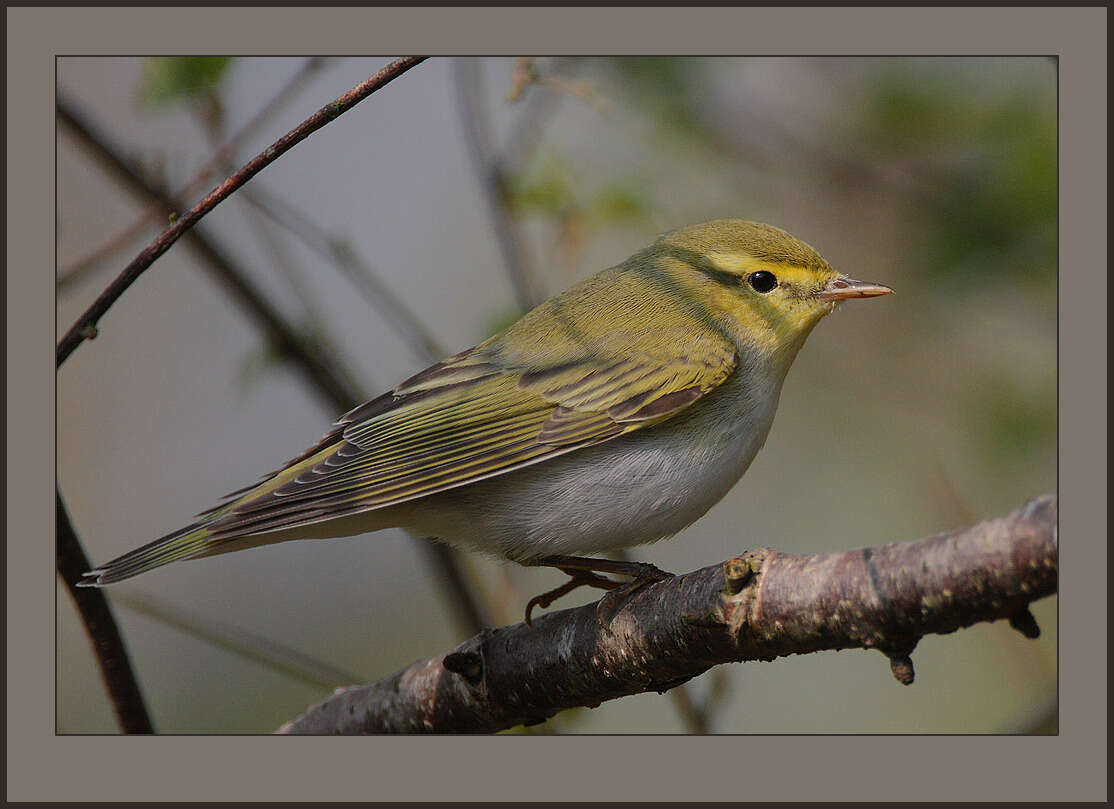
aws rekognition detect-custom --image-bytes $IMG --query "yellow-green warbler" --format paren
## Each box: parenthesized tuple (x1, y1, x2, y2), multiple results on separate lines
(81, 220, 891, 620)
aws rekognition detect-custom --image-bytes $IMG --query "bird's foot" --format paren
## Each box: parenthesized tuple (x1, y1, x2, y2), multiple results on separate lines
(522, 555, 674, 627)
(524, 569, 620, 626)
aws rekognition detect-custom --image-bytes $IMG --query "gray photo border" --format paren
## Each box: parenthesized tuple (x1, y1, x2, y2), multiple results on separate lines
(10, 6, 1106, 803)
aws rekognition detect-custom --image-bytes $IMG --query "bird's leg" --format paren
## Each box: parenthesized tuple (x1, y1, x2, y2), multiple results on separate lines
(522, 555, 674, 625)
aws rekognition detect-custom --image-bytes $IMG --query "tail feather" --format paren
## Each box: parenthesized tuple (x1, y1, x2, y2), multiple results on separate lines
(77, 521, 219, 587)
(78, 425, 363, 586)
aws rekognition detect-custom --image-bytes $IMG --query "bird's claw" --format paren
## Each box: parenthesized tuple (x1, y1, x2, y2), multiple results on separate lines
(522, 556, 674, 626)
(523, 570, 620, 626)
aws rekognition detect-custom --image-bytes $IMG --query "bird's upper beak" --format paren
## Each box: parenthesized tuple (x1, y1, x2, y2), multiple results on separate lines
(818, 276, 894, 301)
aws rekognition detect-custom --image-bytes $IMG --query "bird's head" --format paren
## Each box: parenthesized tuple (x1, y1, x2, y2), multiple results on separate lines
(648, 219, 892, 361)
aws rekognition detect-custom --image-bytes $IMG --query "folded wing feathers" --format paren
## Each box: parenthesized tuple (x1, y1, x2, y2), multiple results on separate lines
(199, 343, 736, 540)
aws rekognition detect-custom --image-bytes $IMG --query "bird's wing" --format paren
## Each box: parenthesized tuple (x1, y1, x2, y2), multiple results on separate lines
(204, 336, 738, 539)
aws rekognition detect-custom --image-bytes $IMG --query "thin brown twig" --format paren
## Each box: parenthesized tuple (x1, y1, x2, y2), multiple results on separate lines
(279, 495, 1057, 734)
(56, 56, 427, 368)
(192, 100, 335, 335)
(57, 57, 328, 292)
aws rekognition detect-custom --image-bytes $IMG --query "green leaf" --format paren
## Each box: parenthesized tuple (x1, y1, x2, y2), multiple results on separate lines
(590, 185, 647, 223)
(505, 167, 574, 216)
(971, 372, 1056, 466)
(607, 57, 714, 142)
(139, 57, 234, 107)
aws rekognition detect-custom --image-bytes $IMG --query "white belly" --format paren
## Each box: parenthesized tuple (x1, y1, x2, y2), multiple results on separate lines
(397, 368, 783, 561)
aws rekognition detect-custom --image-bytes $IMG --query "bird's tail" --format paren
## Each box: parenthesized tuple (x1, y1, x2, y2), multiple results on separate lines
(77, 519, 223, 587)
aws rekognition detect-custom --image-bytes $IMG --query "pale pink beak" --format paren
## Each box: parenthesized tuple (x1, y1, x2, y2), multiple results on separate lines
(818, 276, 894, 301)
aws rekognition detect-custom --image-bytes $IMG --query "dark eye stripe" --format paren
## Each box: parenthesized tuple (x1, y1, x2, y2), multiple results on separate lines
(698, 266, 744, 287)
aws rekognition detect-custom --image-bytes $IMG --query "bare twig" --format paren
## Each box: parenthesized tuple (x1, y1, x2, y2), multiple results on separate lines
(57, 57, 328, 292)
(453, 58, 539, 311)
(507, 58, 608, 115)
(238, 184, 447, 362)
(662, 678, 712, 734)
(498, 57, 586, 176)
(57, 490, 154, 733)
(421, 542, 493, 632)
(192, 101, 335, 337)
(279, 495, 1057, 734)
(56, 56, 427, 368)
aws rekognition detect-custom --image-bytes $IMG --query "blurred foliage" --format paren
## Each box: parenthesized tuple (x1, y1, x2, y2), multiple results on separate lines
(970, 371, 1057, 467)
(592, 185, 648, 224)
(862, 63, 1057, 466)
(596, 56, 1057, 516)
(505, 158, 648, 226)
(138, 57, 234, 107)
(604, 57, 721, 145)
(606, 58, 1055, 303)
(502, 156, 649, 311)
(506, 160, 573, 214)
(863, 64, 1056, 295)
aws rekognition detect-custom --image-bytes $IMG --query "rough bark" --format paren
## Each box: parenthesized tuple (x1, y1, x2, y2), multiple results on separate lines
(279, 494, 1057, 734)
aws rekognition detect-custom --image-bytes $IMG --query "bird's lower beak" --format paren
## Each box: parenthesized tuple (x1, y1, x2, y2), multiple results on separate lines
(818, 276, 894, 301)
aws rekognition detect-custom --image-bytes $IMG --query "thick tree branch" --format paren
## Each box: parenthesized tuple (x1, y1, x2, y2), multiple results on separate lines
(278, 494, 1057, 734)
(56, 56, 427, 368)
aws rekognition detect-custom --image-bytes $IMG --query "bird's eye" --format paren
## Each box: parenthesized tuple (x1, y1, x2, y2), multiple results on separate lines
(747, 271, 778, 293)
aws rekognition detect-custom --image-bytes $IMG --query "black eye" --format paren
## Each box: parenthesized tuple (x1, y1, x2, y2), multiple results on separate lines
(747, 271, 778, 293)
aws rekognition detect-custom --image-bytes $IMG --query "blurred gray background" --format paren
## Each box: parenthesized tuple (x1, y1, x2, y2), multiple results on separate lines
(57, 56, 1056, 733)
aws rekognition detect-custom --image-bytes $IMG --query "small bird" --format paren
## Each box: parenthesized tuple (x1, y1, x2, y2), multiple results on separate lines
(80, 220, 892, 621)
